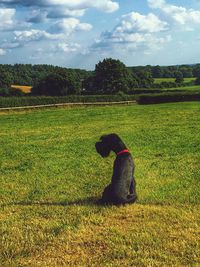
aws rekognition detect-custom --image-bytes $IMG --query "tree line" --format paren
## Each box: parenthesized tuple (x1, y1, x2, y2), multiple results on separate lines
(1, 59, 200, 96)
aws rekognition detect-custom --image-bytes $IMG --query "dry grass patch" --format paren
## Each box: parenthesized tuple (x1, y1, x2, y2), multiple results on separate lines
(11, 85, 32, 93)
(1, 204, 199, 266)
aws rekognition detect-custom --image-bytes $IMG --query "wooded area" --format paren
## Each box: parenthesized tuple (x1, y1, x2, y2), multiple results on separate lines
(1, 59, 200, 96)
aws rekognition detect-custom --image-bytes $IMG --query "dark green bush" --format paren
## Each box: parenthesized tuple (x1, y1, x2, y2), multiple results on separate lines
(0, 88, 10, 96)
(0, 87, 26, 97)
(136, 92, 200, 105)
(128, 89, 163, 94)
(0, 95, 135, 108)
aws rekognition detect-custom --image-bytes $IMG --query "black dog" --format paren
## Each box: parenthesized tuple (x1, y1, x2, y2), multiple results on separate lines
(95, 133, 137, 205)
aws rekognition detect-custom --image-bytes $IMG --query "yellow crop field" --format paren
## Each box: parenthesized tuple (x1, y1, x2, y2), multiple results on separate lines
(11, 85, 32, 93)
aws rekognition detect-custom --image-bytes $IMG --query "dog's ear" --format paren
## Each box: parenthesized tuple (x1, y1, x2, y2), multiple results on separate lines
(100, 135, 107, 141)
(95, 141, 111, 157)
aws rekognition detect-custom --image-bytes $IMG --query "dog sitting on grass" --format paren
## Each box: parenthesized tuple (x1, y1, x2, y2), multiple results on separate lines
(95, 133, 137, 205)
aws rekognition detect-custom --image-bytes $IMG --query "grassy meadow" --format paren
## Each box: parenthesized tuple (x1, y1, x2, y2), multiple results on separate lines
(0, 103, 200, 266)
(154, 77, 196, 84)
(166, 85, 200, 91)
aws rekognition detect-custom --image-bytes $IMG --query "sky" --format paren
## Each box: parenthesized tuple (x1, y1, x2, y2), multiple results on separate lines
(0, 0, 200, 69)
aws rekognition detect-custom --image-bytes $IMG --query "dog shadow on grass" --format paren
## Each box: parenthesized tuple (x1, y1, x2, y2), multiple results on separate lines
(6, 196, 101, 207)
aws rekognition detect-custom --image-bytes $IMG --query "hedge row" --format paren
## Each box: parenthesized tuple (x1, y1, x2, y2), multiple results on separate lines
(136, 92, 200, 104)
(153, 81, 195, 89)
(82, 89, 184, 95)
(0, 95, 135, 108)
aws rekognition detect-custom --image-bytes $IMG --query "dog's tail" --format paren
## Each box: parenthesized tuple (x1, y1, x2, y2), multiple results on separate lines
(126, 194, 137, 203)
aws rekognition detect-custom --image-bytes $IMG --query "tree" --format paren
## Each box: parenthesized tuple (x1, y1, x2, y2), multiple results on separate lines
(179, 66, 193, 78)
(195, 75, 200, 85)
(193, 64, 200, 77)
(54, 68, 79, 94)
(31, 73, 74, 96)
(134, 70, 154, 88)
(175, 71, 184, 84)
(151, 65, 163, 78)
(91, 58, 137, 93)
(0, 71, 12, 88)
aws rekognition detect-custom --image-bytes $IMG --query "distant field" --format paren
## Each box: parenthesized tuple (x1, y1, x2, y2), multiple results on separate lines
(165, 85, 200, 91)
(154, 77, 196, 84)
(11, 85, 32, 93)
(0, 103, 199, 266)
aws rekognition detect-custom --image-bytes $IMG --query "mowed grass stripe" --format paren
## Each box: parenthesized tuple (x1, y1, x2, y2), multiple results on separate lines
(0, 103, 200, 266)
(154, 77, 196, 84)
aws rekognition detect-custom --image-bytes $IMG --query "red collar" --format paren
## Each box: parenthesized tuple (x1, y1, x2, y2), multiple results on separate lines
(117, 149, 129, 156)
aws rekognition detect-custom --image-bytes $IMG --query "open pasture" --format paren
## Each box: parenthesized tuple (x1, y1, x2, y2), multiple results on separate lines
(154, 77, 196, 84)
(0, 103, 200, 266)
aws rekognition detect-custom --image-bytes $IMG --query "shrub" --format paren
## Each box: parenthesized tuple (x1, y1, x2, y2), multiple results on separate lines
(0, 95, 136, 108)
(136, 92, 200, 105)
(195, 76, 200, 85)
(32, 73, 75, 96)
(0, 87, 26, 97)
(0, 88, 10, 96)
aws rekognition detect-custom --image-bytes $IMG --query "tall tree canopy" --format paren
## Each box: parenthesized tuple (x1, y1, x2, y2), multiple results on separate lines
(0, 71, 12, 88)
(85, 58, 138, 93)
(32, 73, 75, 96)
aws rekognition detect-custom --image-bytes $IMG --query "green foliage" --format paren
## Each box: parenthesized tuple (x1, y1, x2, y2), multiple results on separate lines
(0, 64, 91, 90)
(155, 81, 177, 89)
(86, 58, 138, 93)
(151, 65, 163, 78)
(195, 76, 200, 85)
(134, 70, 154, 88)
(0, 88, 10, 96)
(0, 87, 26, 97)
(0, 95, 135, 108)
(179, 65, 193, 77)
(0, 71, 12, 88)
(32, 73, 75, 96)
(129, 64, 195, 78)
(0, 63, 200, 96)
(174, 71, 184, 84)
(136, 91, 200, 104)
(193, 64, 200, 77)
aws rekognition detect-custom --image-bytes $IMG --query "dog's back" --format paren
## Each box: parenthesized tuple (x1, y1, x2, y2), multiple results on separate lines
(111, 153, 136, 202)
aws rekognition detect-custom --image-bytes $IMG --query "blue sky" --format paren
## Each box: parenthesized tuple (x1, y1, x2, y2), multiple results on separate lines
(0, 0, 200, 69)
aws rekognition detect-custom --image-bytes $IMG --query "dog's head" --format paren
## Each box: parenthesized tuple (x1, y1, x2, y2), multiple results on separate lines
(95, 133, 126, 157)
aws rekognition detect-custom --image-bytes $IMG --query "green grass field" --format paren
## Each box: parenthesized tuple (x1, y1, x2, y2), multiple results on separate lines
(154, 77, 196, 84)
(165, 85, 200, 92)
(0, 103, 200, 266)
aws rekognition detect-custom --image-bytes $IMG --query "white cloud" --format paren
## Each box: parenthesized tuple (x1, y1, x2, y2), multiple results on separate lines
(0, 0, 119, 14)
(0, 7, 30, 31)
(13, 18, 92, 44)
(41, 0, 119, 13)
(1, 41, 20, 49)
(49, 18, 92, 35)
(0, 8, 15, 31)
(0, 48, 6, 55)
(47, 7, 85, 18)
(148, 0, 200, 25)
(14, 29, 62, 43)
(43, 0, 119, 23)
(27, 9, 48, 23)
(148, 0, 165, 9)
(116, 12, 168, 34)
(54, 42, 81, 52)
(91, 11, 170, 53)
